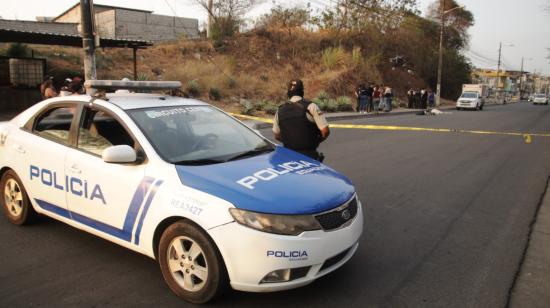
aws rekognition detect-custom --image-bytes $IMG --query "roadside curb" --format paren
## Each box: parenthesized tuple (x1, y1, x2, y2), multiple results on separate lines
(509, 175, 550, 308)
(245, 103, 517, 130)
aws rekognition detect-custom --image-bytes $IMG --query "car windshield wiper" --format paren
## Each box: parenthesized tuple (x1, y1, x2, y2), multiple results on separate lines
(173, 158, 225, 166)
(225, 146, 274, 162)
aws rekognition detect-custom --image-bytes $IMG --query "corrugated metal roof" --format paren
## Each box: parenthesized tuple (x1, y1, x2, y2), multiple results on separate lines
(0, 28, 152, 49)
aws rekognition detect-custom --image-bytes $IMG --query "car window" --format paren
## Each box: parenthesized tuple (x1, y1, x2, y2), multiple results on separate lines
(78, 107, 135, 156)
(461, 92, 478, 99)
(34, 106, 76, 144)
(129, 106, 272, 164)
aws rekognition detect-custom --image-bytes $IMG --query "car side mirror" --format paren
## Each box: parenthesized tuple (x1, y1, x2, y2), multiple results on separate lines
(102, 145, 137, 164)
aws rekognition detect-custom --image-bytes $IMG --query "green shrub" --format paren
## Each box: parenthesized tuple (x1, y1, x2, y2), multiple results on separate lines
(322, 46, 345, 70)
(336, 96, 353, 111)
(209, 87, 222, 100)
(317, 91, 330, 101)
(241, 100, 255, 115)
(226, 77, 237, 89)
(392, 98, 402, 108)
(186, 79, 202, 97)
(6, 43, 30, 57)
(264, 102, 279, 115)
(351, 47, 363, 67)
(136, 72, 151, 81)
(325, 99, 338, 112)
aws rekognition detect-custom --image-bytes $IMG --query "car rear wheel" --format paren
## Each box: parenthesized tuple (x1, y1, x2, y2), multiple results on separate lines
(1, 170, 37, 225)
(158, 220, 227, 304)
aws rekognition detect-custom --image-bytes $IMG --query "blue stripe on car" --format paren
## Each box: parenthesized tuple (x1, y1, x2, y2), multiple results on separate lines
(34, 177, 162, 243)
(133, 179, 164, 245)
(123, 177, 156, 233)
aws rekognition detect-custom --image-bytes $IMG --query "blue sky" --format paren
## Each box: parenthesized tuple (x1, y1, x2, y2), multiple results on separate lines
(1, 0, 549, 74)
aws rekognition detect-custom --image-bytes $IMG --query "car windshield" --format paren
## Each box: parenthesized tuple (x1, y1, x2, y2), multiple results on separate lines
(461, 92, 478, 99)
(535, 94, 546, 98)
(128, 105, 273, 165)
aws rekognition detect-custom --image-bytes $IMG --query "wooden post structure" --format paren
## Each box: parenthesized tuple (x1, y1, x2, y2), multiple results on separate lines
(133, 48, 138, 80)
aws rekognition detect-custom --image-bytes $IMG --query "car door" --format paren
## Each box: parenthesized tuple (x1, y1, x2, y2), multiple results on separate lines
(65, 105, 152, 244)
(14, 103, 79, 216)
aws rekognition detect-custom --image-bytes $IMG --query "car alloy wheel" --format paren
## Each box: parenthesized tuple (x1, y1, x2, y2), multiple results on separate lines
(1, 170, 37, 225)
(158, 221, 227, 304)
(4, 178, 23, 217)
(167, 236, 209, 292)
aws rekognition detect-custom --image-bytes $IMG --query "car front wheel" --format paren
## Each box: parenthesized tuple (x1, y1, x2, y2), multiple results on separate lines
(158, 220, 227, 304)
(1, 170, 37, 225)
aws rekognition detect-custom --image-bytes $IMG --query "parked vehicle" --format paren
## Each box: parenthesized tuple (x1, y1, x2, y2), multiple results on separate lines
(456, 84, 488, 111)
(533, 93, 549, 105)
(0, 80, 363, 304)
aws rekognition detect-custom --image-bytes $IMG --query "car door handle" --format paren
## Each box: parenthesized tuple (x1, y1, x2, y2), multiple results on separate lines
(68, 165, 81, 174)
(13, 145, 25, 154)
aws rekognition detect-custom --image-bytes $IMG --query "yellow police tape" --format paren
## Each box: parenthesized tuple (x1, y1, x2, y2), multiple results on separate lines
(229, 113, 550, 143)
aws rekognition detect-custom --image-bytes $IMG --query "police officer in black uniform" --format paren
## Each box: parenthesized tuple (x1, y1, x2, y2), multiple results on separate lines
(272, 79, 330, 162)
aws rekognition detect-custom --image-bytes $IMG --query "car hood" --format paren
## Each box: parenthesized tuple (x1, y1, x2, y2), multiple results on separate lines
(459, 98, 478, 102)
(175, 146, 355, 215)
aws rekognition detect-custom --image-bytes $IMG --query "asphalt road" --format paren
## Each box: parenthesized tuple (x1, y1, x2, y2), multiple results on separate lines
(1, 102, 550, 307)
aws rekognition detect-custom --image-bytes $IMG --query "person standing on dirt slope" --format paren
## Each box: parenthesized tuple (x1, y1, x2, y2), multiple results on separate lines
(384, 86, 393, 112)
(365, 84, 374, 113)
(421, 89, 428, 109)
(407, 89, 414, 109)
(373, 85, 381, 114)
(272, 79, 330, 162)
(428, 90, 435, 108)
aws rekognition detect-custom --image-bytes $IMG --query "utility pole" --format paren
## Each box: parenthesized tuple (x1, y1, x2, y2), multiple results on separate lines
(435, 0, 445, 107)
(519, 57, 524, 100)
(496, 42, 502, 102)
(80, 0, 97, 92)
(206, 0, 213, 38)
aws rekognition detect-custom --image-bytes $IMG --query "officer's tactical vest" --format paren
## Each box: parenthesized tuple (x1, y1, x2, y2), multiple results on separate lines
(277, 100, 321, 151)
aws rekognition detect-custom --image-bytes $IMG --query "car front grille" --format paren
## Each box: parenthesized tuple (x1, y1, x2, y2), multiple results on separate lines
(315, 196, 358, 231)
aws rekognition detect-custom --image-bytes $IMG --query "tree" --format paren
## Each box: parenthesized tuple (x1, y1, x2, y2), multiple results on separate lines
(256, 5, 311, 36)
(315, 0, 418, 32)
(194, 0, 263, 40)
(6, 43, 30, 57)
(426, 0, 474, 49)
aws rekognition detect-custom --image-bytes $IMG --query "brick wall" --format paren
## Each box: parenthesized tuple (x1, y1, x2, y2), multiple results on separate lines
(95, 10, 116, 38)
(114, 9, 198, 41)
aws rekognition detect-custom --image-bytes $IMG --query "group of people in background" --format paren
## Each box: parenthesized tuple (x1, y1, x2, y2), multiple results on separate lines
(407, 89, 435, 109)
(40, 76, 85, 99)
(354, 84, 394, 114)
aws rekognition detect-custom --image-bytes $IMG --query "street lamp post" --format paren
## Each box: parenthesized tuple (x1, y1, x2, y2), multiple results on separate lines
(435, 2, 464, 107)
(495, 42, 514, 103)
(519, 57, 533, 100)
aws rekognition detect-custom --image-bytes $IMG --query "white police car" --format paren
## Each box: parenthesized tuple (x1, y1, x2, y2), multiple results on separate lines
(0, 80, 363, 303)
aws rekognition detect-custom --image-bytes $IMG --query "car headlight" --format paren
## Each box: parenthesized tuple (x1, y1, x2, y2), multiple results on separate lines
(229, 208, 322, 235)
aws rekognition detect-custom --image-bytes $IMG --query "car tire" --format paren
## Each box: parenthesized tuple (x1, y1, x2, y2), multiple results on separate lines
(158, 220, 227, 304)
(1, 170, 37, 225)
(480, 105, 484, 110)
(456, 107, 461, 110)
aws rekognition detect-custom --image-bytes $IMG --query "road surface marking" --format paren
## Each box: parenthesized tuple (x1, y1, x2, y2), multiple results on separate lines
(229, 113, 550, 143)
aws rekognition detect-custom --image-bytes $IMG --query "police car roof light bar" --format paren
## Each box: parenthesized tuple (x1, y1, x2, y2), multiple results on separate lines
(84, 80, 182, 91)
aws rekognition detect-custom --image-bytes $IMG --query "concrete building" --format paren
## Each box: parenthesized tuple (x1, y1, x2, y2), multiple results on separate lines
(471, 68, 522, 94)
(51, 3, 199, 42)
